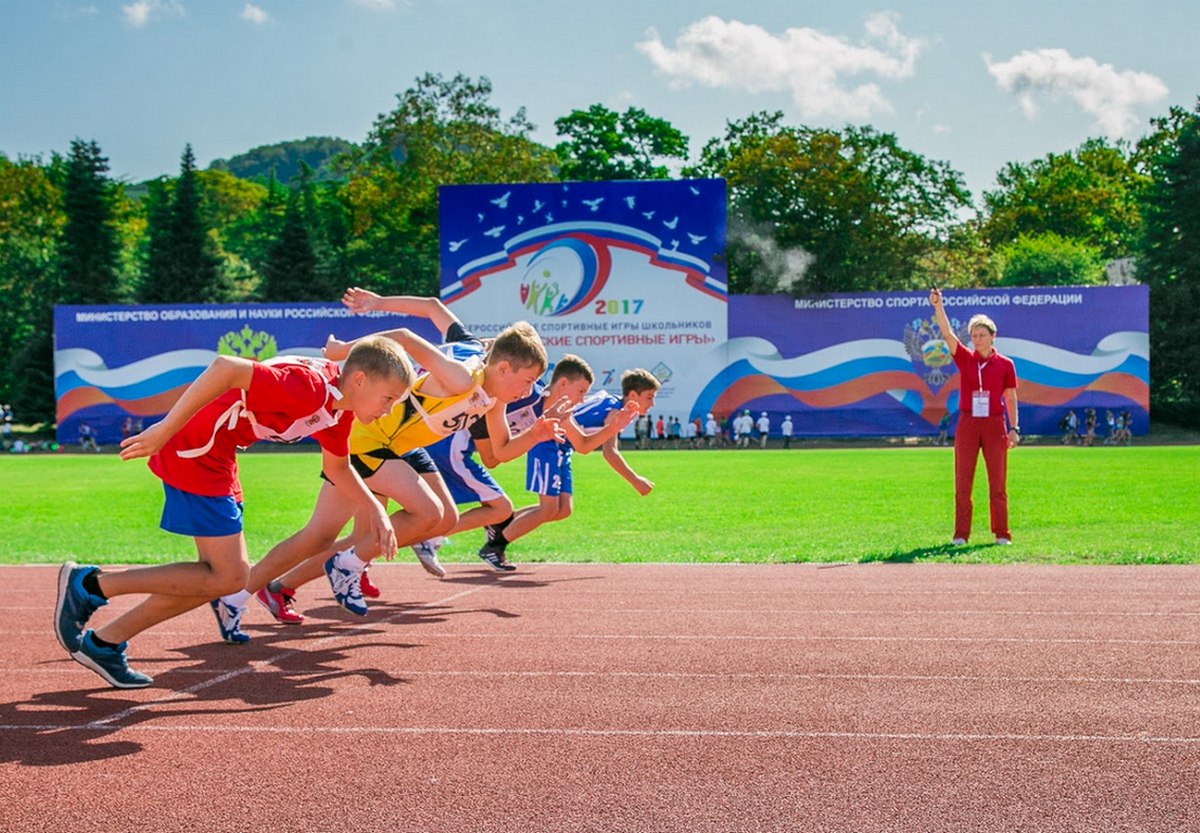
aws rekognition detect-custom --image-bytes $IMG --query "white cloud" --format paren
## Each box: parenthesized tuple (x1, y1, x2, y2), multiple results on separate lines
(985, 48, 1168, 136)
(241, 3, 270, 24)
(121, 0, 184, 28)
(636, 13, 924, 120)
(348, 0, 397, 10)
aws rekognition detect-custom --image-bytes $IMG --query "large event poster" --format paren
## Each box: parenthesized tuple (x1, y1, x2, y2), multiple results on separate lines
(438, 179, 727, 416)
(53, 303, 441, 444)
(695, 285, 1149, 437)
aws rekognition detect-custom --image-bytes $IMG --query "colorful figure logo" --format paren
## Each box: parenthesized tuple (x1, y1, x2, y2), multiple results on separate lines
(518, 236, 608, 317)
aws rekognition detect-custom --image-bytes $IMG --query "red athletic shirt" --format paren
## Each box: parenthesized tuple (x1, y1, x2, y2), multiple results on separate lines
(952, 342, 1018, 419)
(148, 357, 351, 500)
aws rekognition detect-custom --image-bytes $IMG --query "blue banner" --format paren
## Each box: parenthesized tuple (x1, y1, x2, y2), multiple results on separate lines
(53, 303, 441, 445)
(694, 286, 1149, 437)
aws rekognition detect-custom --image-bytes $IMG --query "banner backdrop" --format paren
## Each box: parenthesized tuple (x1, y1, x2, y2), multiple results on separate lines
(53, 303, 441, 444)
(438, 179, 727, 418)
(697, 285, 1149, 437)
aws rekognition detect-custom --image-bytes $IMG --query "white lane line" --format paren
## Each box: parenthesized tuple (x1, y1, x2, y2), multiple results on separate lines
(2, 722, 1197, 745)
(82, 585, 491, 729)
(13, 667, 1200, 685)
(332, 631, 1200, 647)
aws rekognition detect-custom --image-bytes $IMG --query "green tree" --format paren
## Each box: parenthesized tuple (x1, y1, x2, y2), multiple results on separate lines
(982, 138, 1149, 261)
(688, 112, 971, 294)
(554, 104, 688, 181)
(139, 144, 226, 303)
(259, 188, 324, 301)
(994, 232, 1106, 287)
(0, 154, 62, 417)
(341, 72, 558, 295)
(913, 220, 999, 289)
(57, 139, 124, 305)
(1136, 101, 1200, 425)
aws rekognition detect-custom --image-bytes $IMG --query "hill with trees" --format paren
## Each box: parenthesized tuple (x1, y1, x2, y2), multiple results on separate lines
(207, 136, 357, 184)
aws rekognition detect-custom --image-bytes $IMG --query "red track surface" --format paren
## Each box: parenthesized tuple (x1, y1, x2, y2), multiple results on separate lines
(2, 563, 1199, 832)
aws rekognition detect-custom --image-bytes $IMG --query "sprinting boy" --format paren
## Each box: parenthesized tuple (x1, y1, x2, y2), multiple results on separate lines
(423, 354, 636, 571)
(242, 288, 561, 627)
(53, 340, 413, 688)
(480, 367, 657, 567)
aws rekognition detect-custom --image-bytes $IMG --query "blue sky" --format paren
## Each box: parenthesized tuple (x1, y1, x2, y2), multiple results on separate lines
(3, 1, 1197, 206)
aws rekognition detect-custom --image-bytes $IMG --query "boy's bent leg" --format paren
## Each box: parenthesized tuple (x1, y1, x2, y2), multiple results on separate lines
(244, 481, 356, 596)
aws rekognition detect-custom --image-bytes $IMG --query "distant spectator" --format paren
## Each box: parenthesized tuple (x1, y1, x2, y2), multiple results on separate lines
(1060, 410, 1078, 445)
(936, 412, 951, 446)
(1082, 408, 1097, 447)
(655, 414, 665, 447)
(781, 415, 793, 449)
(705, 412, 718, 448)
(634, 413, 650, 449)
(78, 421, 100, 452)
(756, 411, 770, 448)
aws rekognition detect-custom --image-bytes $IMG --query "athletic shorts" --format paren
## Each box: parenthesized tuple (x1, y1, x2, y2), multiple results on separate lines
(320, 447, 437, 484)
(427, 432, 503, 506)
(525, 441, 572, 497)
(160, 483, 244, 537)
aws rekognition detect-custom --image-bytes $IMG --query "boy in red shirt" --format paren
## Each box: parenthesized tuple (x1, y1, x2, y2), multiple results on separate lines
(53, 337, 413, 688)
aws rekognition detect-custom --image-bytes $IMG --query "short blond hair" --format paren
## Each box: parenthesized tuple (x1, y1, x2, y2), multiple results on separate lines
(967, 314, 996, 336)
(488, 321, 548, 373)
(621, 368, 660, 397)
(344, 335, 414, 389)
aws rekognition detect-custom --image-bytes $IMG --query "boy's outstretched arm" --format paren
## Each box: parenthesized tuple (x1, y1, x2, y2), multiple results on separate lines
(119, 355, 254, 461)
(563, 400, 638, 454)
(600, 416, 653, 495)
(342, 287, 460, 337)
(324, 331, 474, 397)
(481, 400, 563, 464)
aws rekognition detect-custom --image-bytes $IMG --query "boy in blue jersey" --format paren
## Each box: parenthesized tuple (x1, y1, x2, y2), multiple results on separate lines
(480, 365, 658, 567)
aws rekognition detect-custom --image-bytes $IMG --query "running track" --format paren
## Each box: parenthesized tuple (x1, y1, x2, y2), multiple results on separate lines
(2, 563, 1198, 832)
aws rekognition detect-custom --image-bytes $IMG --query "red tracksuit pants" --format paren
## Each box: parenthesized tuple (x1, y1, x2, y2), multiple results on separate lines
(953, 414, 1011, 541)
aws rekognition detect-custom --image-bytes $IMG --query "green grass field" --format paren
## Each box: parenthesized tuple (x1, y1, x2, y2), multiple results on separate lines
(2, 444, 1196, 565)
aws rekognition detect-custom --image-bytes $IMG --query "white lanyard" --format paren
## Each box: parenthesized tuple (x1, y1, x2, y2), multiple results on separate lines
(971, 355, 991, 418)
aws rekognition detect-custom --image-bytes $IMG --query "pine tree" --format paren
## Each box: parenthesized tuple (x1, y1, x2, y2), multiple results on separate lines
(259, 189, 321, 300)
(57, 139, 122, 304)
(139, 144, 225, 302)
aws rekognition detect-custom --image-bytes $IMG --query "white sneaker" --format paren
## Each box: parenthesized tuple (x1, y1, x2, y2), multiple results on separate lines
(995, 537, 1012, 545)
(412, 540, 447, 579)
(951, 538, 967, 546)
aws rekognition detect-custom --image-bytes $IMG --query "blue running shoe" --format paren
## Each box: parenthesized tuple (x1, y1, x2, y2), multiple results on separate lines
(72, 630, 153, 689)
(209, 598, 250, 644)
(324, 555, 368, 616)
(54, 562, 107, 653)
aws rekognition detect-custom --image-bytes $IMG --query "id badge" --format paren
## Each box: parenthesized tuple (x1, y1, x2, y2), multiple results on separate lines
(971, 391, 990, 418)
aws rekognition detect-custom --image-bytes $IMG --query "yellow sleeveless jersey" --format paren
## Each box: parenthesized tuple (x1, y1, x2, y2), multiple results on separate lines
(349, 359, 492, 467)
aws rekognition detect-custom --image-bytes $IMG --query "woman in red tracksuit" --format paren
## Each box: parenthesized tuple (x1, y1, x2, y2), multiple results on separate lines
(930, 288, 1020, 546)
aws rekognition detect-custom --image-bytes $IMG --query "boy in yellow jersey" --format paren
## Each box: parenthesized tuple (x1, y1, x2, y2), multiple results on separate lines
(235, 289, 562, 629)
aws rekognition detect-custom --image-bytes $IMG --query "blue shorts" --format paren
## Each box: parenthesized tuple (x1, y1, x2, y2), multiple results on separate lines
(160, 483, 244, 537)
(427, 433, 503, 506)
(526, 441, 572, 497)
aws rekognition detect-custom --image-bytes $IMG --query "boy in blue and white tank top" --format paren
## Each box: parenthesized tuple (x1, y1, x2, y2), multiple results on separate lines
(480, 361, 659, 566)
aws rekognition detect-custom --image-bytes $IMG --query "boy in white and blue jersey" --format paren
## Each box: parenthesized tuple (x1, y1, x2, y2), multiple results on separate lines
(481, 363, 657, 566)
(413, 380, 554, 573)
